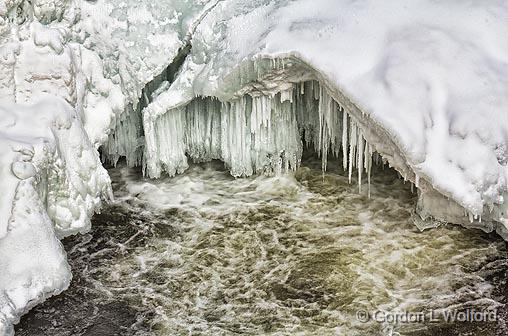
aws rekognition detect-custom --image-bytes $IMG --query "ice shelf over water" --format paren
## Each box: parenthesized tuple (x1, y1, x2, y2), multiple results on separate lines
(1, 0, 508, 334)
(145, 0, 508, 237)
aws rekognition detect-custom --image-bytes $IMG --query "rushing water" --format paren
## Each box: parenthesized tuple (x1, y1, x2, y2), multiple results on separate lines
(16, 155, 508, 336)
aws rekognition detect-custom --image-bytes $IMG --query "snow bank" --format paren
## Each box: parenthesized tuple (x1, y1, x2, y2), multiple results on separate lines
(145, 0, 508, 237)
(0, 0, 219, 332)
(0, 98, 111, 335)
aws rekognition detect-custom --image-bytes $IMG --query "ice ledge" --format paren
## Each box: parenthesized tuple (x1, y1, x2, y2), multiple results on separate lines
(141, 0, 508, 238)
(143, 54, 508, 240)
(302, 55, 508, 238)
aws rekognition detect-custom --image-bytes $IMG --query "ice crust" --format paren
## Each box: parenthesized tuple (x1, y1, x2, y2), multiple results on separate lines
(1, 0, 508, 334)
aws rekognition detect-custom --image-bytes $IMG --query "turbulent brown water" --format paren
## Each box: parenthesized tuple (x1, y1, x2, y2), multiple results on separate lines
(16, 156, 508, 336)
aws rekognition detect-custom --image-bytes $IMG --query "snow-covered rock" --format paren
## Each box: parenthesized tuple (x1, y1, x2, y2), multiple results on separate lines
(0, 0, 214, 333)
(0, 98, 112, 238)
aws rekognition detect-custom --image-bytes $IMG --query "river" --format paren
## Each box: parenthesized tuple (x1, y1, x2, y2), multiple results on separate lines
(16, 155, 508, 335)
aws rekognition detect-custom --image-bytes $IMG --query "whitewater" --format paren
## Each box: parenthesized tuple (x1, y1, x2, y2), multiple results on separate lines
(15, 158, 508, 335)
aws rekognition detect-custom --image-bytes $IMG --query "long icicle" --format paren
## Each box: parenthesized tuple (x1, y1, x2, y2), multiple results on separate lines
(358, 131, 364, 193)
(366, 144, 372, 198)
(348, 121, 357, 184)
(342, 109, 348, 172)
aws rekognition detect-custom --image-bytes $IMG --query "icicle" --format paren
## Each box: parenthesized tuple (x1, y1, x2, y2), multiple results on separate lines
(318, 86, 325, 170)
(342, 110, 348, 171)
(314, 81, 320, 100)
(332, 101, 342, 159)
(366, 144, 372, 198)
(102, 103, 145, 168)
(153, 107, 188, 177)
(348, 121, 357, 183)
(280, 88, 293, 103)
(250, 95, 259, 134)
(358, 132, 364, 193)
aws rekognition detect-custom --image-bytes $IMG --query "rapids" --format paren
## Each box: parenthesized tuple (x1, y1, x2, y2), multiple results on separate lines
(16, 155, 508, 336)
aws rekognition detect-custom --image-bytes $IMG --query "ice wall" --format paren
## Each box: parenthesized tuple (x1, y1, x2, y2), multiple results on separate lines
(0, 98, 111, 335)
(0, 0, 216, 333)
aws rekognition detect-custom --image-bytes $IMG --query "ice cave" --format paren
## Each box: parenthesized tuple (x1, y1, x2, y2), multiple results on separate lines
(1, 1, 508, 335)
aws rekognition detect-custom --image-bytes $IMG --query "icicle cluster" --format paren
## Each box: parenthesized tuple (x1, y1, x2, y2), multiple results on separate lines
(151, 94, 302, 177)
(294, 81, 373, 195)
(102, 61, 186, 168)
(146, 80, 375, 193)
(102, 103, 145, 167)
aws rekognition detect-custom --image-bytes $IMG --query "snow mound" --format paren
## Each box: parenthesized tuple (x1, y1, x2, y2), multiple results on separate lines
(0, 98, 111, 334)
(0, 0, 216, 332)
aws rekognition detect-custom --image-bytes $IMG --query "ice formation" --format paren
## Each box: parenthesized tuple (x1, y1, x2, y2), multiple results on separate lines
(146, 79, 376, 199)
(1, 0, 508, 334)
(0, 0, 215, 333)
(144, 0, 508, 238)
(0, 98, 110, 335)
